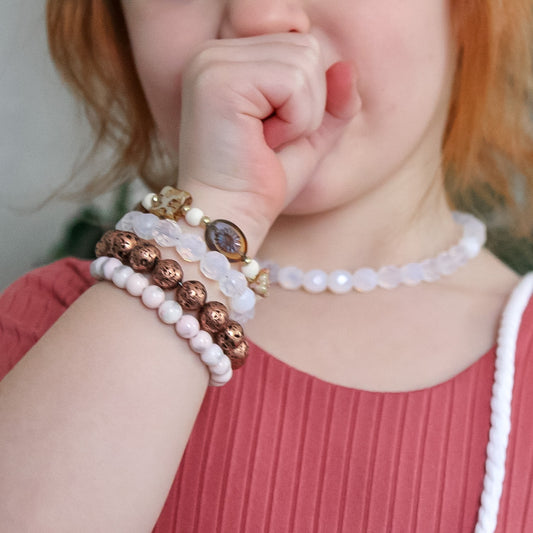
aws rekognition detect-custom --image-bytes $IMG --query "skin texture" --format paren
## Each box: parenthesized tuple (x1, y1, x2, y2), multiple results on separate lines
(0, 0, 520, 531)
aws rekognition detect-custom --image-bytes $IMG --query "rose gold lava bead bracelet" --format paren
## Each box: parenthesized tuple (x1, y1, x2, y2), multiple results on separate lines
(90, 229, 249, 386)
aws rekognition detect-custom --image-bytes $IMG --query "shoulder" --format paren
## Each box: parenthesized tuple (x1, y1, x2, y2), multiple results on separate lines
(0, 258, 94, 379)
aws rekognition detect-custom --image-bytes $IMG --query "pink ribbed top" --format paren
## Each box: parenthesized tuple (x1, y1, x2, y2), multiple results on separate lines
(2, 258, 533, 532)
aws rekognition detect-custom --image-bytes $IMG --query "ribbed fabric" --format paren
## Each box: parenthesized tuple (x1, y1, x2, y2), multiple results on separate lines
(2, 258, 533, 532)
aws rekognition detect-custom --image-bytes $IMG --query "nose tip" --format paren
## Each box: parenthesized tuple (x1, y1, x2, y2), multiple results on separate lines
(220, 0, 311, 38)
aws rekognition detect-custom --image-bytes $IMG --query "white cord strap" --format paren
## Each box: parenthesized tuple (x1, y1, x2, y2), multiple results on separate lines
(475, 273, 533, 533)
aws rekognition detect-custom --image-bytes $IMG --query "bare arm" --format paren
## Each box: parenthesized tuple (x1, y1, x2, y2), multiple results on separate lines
(0, 282, 208, 532)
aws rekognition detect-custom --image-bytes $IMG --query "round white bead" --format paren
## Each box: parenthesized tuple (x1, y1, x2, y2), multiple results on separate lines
(185, 207, 205, 227)
(142, 285, 165, 309)
(190, 330, 213, 353)
(141, 193, 158, 211)
(231, 288, 256, 314)
(103, 257, 122, 280)
(152, 219, 182, 247)
(201, 344, 225, 366)
(353, 268, 378, 292)
(200, 251, 230, 280)
(210, 366, 233, 386)
(115, 211, 142, 232)
(400, 263, 424, 286)
(176, 315, 200, 339)
(328, 270, 353, 294)
(158, 300, 183, 324)
(278, 266, 304, 290)
(176, 233, 207, 262)
(377, 266, 402, 289)
(242, 260, 260, 280)
(303, 269, 328, 293)
(220, 270, 248, 297)
(126, 273, 149, 296)
(112, 265, 134, 289)
(210, 355, 231, 375)
(90, 256, 109, 280)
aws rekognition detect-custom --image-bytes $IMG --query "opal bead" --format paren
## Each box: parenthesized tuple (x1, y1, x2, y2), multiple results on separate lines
(176, 233, 207, 262)
(219, 270, 248, 298)
(112, 265, 134, 289)
(353, 268, 378, 292)
(231, 288, 256, 314)
(278, 266, 304, 290)
(421, 259, 440, 282)
(328, 270, 353, 294)
(303, 269, 328, 293)
(152, 219, 182, 247)
(133, 213, 159, 239)
(190, 331, 213, 354)
(115, 211, 142, 232)
(377, 266, 402, 289)
(401, 263, 424, 286)
(158, 300, 183, 325)
(200, 251, 231, 280)
(176, 315, 200, 339)
(126, 273, 149, 296)
(141, 285, 165, 309)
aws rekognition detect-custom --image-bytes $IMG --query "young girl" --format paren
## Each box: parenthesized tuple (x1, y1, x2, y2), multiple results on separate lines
(1, 0, 533, 531)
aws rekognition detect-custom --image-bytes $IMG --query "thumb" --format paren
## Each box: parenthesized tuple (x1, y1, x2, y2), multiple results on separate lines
(325, 61, 361, 120)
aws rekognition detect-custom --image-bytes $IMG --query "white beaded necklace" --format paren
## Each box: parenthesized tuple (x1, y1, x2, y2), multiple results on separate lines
(262, 212, 487, 294)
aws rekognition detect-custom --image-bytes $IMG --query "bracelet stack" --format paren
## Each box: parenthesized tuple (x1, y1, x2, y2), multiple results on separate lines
(90, 185, 260, 387)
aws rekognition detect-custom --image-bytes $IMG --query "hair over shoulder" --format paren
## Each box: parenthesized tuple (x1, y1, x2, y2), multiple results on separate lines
(46, 0, 533, 235)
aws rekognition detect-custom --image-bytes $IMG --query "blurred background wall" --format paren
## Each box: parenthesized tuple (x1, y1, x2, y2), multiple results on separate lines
(0, 1, 86, 290)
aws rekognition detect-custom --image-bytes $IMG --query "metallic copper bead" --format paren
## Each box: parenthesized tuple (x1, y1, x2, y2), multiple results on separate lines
(152, 259, 183, 290)
(95, 230, 115, 257)
(199, 301, 230, 335)
(110, 231, 138, 262)
(216, 320, 245, 352)
(129, 242, 161, 272)
(226, 338, 249, 370)
(176, 280, 207, 311)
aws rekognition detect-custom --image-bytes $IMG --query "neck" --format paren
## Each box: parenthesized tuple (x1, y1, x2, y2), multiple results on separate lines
(258, 171, 459, 271)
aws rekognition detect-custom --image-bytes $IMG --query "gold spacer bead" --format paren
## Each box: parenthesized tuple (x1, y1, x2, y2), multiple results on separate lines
(152, 195, 161, 207)
(243, 256, 252, 265)
(181, 205, 191, 215)
(201, 216, 211, 226)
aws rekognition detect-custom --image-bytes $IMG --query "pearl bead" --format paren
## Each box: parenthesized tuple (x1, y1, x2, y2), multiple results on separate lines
(126, 273, 149, 296)
(219, 270, 248, 297)
(152, 219, 181, 247)
(90, 257, 109, 279)
(133, 213, 159, 239)
(231, 288, 256, 314)
(190, 331, 213, 353)
(200, 251, 230, 280)
(353, 268, 378, 292)
(242, 259, 260, 280)
(141, 285, 165, 309)
(328, 270, 353, 294)
(141, 193, 158, 211)
(103, 257, 122, 280)
(158, 300, 183, 324)
(176, 315, 200, 339)
(278, 266, 303, 290)
(176, 233, 207, 262)
(185, 207, 204, 226)
(112, 265, 134, 289)
(377, 266, 401, 289)
(201, 344, 225, 366)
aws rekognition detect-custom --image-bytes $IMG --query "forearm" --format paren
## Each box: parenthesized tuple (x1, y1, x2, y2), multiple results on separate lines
(0, 281, 208, 532)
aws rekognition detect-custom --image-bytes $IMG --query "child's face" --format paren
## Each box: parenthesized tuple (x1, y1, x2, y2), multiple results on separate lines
(122, 0, 456, 214)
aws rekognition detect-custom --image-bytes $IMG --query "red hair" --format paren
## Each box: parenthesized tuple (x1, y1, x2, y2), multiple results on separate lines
(47, 0, 533, 233)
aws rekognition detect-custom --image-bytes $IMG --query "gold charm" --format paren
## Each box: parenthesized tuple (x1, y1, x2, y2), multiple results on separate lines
(249, 268, 270, 297)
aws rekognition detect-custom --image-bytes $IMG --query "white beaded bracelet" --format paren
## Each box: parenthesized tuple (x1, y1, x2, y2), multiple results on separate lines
(91, 256, 233, 386)
(116, 210, 257, 323)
